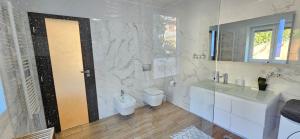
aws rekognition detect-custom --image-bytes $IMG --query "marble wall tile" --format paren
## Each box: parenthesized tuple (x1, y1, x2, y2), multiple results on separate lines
(90, 18, 164, 118)
(0, 4, 30, 138)
(162, 0, 220, 110)
(153, 57, 177, 79)
(0, 1, 46, 138)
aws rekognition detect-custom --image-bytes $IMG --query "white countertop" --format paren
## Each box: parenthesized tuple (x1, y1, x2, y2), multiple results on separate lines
(192, 80, 280, 104)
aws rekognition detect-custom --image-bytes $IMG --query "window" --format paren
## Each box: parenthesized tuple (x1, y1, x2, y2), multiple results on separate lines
(0, 76, 7, 115)
(248, 19, 292, 63)
(159, 15, 177, 55)
(252, 29, 273, 60)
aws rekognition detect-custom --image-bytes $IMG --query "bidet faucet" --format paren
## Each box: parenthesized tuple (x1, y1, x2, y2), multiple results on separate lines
(213, 71, 220, 83)
(121, 90, 125, 96)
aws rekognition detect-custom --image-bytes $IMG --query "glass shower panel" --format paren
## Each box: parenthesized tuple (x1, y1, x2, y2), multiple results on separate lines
(163, 0, 220, 138)
(91, 0, 221, 138)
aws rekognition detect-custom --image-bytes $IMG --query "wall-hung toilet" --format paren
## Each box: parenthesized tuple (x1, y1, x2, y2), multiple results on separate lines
(278, 99, 300, 139)
(114, 93, 136, 116)
(143, 88, 165, 107)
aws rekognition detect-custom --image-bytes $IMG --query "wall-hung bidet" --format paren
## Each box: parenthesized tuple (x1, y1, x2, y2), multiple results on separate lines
(143, 88, 165, 107)
(114, 90, 136, 116)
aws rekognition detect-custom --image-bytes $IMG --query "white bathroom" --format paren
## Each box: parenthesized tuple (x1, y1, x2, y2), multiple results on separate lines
(0, 0, 300, 139)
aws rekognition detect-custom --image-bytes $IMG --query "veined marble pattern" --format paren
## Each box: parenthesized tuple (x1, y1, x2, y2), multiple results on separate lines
(153, 57, 177, 79)
(91, 19, 165, 119)
(163, 0, 219, 111)
(89, 0, 183, 119)
(0, 2, 32, 138)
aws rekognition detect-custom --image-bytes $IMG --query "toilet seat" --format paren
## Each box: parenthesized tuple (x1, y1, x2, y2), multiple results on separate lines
(143, 88, 165, 107)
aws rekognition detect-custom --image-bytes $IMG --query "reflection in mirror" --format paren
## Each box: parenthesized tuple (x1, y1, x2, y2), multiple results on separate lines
(209, 26, 218, 60)
(0, 75, 7, 115)
(209, 12, 295, 64)
(155, 15, 177, 56)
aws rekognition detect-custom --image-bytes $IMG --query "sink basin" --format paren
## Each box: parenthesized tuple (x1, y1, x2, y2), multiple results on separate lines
(193, 80, 235, 92)
(214, 82, 236, 92)
(193, 80, 278, 104)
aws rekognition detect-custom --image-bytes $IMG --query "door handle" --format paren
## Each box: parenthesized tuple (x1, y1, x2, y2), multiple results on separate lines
(81, 70, 91, 77)
(81, 70, 90, 74)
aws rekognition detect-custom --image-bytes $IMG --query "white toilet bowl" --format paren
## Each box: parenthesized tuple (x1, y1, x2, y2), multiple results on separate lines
(114, 94, 136, 116)
(143, 88, 165, 107)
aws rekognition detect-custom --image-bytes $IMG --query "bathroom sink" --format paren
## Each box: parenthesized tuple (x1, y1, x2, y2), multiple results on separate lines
(194, 80, 278, 104)
(213, 82, 237, 93)
(214, 83, 234, 90)
(193, 80, 234, 92)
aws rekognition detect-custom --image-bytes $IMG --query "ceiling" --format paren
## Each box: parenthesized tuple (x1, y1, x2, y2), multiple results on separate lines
(126, 0, 183, 8)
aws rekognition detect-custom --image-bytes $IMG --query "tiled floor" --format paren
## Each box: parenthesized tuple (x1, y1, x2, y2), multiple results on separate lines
(56, 102, 241, 139)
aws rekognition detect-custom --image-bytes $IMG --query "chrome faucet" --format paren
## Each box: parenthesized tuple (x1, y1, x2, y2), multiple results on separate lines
(222, 73, 228, 84)
(213, 71, 228, 84)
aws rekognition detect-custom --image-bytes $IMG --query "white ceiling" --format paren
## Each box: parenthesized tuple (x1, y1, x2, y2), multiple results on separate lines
(126, 0, 183, 8)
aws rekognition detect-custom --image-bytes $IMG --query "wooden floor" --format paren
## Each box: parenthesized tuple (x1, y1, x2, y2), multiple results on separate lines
(56, 102, 241, 139)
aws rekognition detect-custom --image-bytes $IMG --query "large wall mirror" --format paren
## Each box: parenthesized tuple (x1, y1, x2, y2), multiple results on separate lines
(209, 12, 295, 64)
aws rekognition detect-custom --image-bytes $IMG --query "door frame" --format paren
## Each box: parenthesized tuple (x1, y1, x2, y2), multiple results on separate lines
(28, 12, 99, 132)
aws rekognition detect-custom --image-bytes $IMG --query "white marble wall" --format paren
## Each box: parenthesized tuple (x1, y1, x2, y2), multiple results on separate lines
(0, 1, 46, 138)
(90, 5, 171, 118)
(91, 20, 151, 118)
(0, 2, 30, 138)
(162, 0, 220, 110)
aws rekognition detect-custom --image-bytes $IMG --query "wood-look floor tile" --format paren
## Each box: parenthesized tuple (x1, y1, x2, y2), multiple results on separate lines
(56, 102, 241, 139)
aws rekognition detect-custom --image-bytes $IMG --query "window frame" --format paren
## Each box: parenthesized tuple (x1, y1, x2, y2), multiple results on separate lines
(248, 25, 277, 63)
